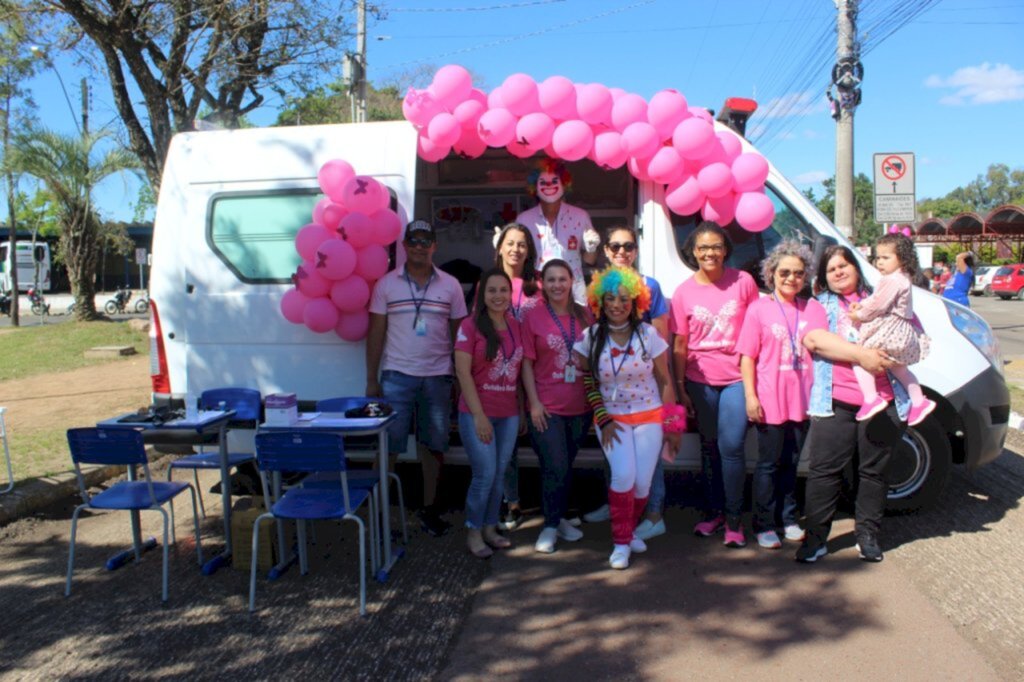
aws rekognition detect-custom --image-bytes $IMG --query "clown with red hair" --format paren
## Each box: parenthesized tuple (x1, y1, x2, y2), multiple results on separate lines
(573, 265, 680, 570)
(516, 158, 598, 306)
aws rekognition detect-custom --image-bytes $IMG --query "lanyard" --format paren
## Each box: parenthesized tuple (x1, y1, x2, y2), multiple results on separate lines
(773, 294, 802, 369)
(511, 280, 525, 320)
(405, 268, 434, 329)
(545, 301, 576, 353)
(497, 318, 517, 363)
(608, 329, 636, 401)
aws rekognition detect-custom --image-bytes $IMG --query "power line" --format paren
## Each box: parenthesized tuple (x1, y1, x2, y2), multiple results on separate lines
(386, 0, 565, 11)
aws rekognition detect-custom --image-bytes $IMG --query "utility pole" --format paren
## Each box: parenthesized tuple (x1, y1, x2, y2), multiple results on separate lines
(831, 0, 862, 239)
(356, 0, 368, 123)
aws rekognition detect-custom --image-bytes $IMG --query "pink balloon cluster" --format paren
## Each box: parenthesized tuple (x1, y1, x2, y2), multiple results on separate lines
(280, 159, 400, 341)
(404, 66, 775, 233)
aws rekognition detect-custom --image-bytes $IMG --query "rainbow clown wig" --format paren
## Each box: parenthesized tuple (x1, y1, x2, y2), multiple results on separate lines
(587, 265, 651, 318)
(526, 158, 573, 196)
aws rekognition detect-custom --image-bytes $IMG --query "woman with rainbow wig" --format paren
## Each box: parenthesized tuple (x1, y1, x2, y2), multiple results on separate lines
(573, 266, 679, 570)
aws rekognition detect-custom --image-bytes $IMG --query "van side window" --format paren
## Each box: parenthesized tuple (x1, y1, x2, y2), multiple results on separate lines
(671, 184, 815, 290)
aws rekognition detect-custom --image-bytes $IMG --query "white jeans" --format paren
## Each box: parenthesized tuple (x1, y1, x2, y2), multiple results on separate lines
(599, 421, 663, 496)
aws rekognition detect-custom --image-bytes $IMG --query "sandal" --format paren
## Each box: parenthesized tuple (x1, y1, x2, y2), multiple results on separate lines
(466, 529, 494, 559)
(483, 526, 512, 549)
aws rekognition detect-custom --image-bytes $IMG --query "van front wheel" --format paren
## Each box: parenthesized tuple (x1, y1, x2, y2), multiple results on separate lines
(885, 418, 951, 513)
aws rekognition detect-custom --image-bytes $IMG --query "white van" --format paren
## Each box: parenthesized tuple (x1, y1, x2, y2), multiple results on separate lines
(0, 241, 51, 292)
(149, 115, 1010, 512)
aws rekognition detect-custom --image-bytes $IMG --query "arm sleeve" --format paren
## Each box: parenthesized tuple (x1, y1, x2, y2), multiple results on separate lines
(368, 277, 388, 315)
(647, 278, 669, 320)
(582, 372, 612, 428)
(521, 312, 538, 360)
(734, 302, 762, 359)
(856, 274, 900, 322)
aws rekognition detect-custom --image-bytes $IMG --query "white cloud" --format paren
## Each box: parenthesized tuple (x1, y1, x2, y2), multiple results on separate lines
(792, 170, 830, 185)
(802, 129, 820, 140)
(757, 91, 828, 119)
(924, 63, 1024, 105)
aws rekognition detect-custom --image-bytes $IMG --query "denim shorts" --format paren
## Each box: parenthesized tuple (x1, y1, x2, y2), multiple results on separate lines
(380, 370, 453, 455)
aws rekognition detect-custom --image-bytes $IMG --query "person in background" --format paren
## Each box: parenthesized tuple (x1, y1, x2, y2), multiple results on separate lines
(941, 251, 975, 307)
(455, 269, 524, 558)
(930, 260, 950, 294)
(366, 220, 468, 537)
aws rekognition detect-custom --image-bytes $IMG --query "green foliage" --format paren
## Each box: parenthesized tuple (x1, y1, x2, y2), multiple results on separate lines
(917, 196, 972, 218)
(131, 182, 155, 223)
(812, 173, 880, 245)
(276, 80, 405, 126)
(922, 163, 1024, 214)
(0, 319, 148, 382)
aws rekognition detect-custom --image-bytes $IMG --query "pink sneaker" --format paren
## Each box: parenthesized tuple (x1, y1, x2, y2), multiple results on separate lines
(907, 399, 937, 427)
(693, 514, 726, 537)
(856, 396, 889, 422)
(724, 525, 746, 548)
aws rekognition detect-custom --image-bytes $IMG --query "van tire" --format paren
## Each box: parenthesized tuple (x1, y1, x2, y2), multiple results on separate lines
(885, 417, 951, 513)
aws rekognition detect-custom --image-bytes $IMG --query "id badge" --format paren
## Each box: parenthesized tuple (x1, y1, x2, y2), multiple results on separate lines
(414, 316, 427, 336)
(563, 364, 576, 383)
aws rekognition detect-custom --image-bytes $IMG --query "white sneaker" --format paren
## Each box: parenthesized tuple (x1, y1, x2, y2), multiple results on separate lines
(557, 518, 584, 542)
(534, 527, 558, 554)
(583, 504, 610, 523)
(629, 534, 647, 553)
(609, 544, 631, 569)
(784, 524, 806, 542)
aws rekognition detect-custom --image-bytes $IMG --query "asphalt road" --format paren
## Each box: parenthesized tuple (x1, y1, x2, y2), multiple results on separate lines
(969, 293, 1024, 360)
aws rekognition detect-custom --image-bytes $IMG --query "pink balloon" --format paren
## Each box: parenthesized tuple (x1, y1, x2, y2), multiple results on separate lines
(506, 141, 536, 159)
(338, 212, 374, 249)
(335, 309, 370, 342)
(467, 88, 487, 105)
(487, 87, 506, 109)
(515, 112, 555, 151)
(538, 76, 578, 120)
(575, 84, 613, 126)
(620, 122, 660, 159)
(696, 139, 728, 165)
(689, 106, 714, 123)
(427, 112, 461, 147)
(453, 127, 487, 159)
(453, 99, 486, 129)
(417, 134, 451, 163)
(402, 88, 444, 128)
(611, 93, 648, 132)
(501, 73, 540, 116)
(731, 152, 770, 192)
(647, 89, 690, 139)
(627, 155, 652, 182)
(647, 146, 686, 186)
(356, 244, 389, 280)
(551, 120, 594, 161)
(703, 193, 736, 225)
(329, 275, 371, 312)
(665, 175, 705, 216)
(673, 117, 716, 160)
(295, 223, 335, 262)
(716, 131, 743, 161)
(312, 197, 332, 225)
(342, 176, 388, 215)
(294, 262, 331, 298)
(477, 108, 518, 147)
(304, 297, 339, 334)
(280, 288, 309, 324)
(609, 87, 627, 101)
(315, 238, 357, 280)
(697, 162, 735, 198)
(318, 159, 355, 203)
(735, 191, 775, 232)
(593, 131, 628, 170)
(369, 208, 402, 246)
(321, 203, 349, 232)
(430, 64, 473, 110)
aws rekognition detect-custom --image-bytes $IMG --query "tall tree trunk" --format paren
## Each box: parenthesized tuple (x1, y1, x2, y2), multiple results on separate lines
(63, 202, 101, 320)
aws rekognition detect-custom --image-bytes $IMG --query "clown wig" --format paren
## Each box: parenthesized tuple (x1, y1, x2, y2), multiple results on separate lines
(526, 158, 573, 197)
(586, 265, 652, 318)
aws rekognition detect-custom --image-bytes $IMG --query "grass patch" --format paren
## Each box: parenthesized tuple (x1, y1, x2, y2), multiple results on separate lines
(0, 320, 148, 382)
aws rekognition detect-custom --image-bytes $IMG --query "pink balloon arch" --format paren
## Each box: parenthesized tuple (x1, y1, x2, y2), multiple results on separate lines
(404, 65, 774, 232)
(280, 160, 400, 341)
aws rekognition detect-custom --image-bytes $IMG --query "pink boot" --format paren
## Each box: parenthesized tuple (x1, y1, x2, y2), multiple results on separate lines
(608, 489, 635, 546)
(632, 496, 649, 530)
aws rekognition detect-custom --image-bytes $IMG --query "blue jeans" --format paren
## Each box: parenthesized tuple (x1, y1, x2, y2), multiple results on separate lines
(686, 380, 748, 519)
(503, 447, 520, 505)
(753, 421, 807, 531)
(647, 458, 666, 514)
(380, 370, 453, 455)
(529, 412, 591, 528)
(459, 412, 520, 529)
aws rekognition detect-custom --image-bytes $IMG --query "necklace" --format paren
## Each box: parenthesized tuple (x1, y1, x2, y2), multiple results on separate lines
(608, 321, 630, 331)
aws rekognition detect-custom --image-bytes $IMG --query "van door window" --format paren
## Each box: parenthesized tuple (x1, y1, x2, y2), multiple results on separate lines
(670, 184, 815, 290)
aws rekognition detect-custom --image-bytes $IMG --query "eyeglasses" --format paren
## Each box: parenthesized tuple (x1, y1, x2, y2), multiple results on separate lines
(776, 269, 806, 279)
(695, 244, 726, 254)
(607, 242, 637, 253)
(404, 237, 434, 248)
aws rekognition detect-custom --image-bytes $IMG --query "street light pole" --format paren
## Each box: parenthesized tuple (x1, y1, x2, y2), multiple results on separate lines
(356, 0, 368, 123)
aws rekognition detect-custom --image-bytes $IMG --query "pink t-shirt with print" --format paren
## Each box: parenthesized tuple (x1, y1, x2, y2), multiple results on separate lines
(736, 296, 827, 424)
(830, 291, 895, 406)
(573, 323, 669, 416)
(454, 316, 523, 418)
(670, 268, 759, 386)
(522, 303, 589, 416)
(510, 277, 542, 322)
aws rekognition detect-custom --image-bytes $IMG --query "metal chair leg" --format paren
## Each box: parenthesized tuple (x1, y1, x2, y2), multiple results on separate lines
(159, 508, 170, 602)
(65, 505, 87, 597)
(0, 409, 13, 495)
(193, 469, 206, 518)
(187, 485, 204, 565)
(388, 472, 408, 544)
(297, 520, 309, 575)
(249, 512, 273, 612)
(346, 514, 367, 617)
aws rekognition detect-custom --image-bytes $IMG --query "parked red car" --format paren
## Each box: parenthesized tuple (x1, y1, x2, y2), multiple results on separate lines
(991, 263, 1024, 300)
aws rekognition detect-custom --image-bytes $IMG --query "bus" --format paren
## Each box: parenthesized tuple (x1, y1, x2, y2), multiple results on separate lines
(0, 241, 52, 293)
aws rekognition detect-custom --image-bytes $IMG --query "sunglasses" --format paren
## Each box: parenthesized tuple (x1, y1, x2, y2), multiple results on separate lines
(695, 244, 726, 254)
(404, 237, 434, 248)
(776, 269, 806, 279)
(607, 242, 637, 253)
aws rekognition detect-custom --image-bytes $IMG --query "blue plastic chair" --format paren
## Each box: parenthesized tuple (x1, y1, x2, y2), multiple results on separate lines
(168, 388, 262, 516)
(250, 431, 371, 615)
(66, 428, 204, 602)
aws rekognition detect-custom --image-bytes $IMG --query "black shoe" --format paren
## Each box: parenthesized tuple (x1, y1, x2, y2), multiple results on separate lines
(500, 505, 524, 531)
(855, 531, 884, 562)
(795, 540, 828, 563)
(418, 509, 451, 537)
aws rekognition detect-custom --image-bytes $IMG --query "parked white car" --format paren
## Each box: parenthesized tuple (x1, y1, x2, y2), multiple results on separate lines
(972, 265, 997, 296)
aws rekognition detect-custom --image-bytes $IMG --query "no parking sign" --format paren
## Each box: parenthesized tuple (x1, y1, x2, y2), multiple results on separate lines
(873, 152, 916, 223)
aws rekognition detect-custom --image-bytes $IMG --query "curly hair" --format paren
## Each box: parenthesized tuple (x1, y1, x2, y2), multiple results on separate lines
(526, 158, 573, 197)
(680, 221, 733, 271)
(876, 233, 921, 280)
(493, 222, 538, 297)
(586, 265, 651, 318)
(760, 240, 814, 292)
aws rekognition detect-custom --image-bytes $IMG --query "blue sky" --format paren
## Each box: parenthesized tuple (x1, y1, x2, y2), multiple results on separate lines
(24, 0, 1024, 221)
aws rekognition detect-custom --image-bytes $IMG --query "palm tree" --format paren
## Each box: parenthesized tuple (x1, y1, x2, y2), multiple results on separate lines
(5, 127, 139, 319)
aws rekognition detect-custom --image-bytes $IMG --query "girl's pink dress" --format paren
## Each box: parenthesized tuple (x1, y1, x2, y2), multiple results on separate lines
(855, 271, 929, 365)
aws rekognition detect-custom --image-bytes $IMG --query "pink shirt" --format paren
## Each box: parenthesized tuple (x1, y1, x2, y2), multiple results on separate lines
(369, 266, 468, 377)
(670, 269, 759, 386)
(831, 291, 895, 406)
(516, 202, 593, 305)
(736, 296, 827, 424)
(574, 323, 669, 415)
(510, 277, 542, 322)
(455, 317, 523, 418)
(522, 303, 590, 416)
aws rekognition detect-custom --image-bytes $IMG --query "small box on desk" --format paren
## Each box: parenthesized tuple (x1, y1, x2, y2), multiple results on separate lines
(264, 393, 298, 426)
